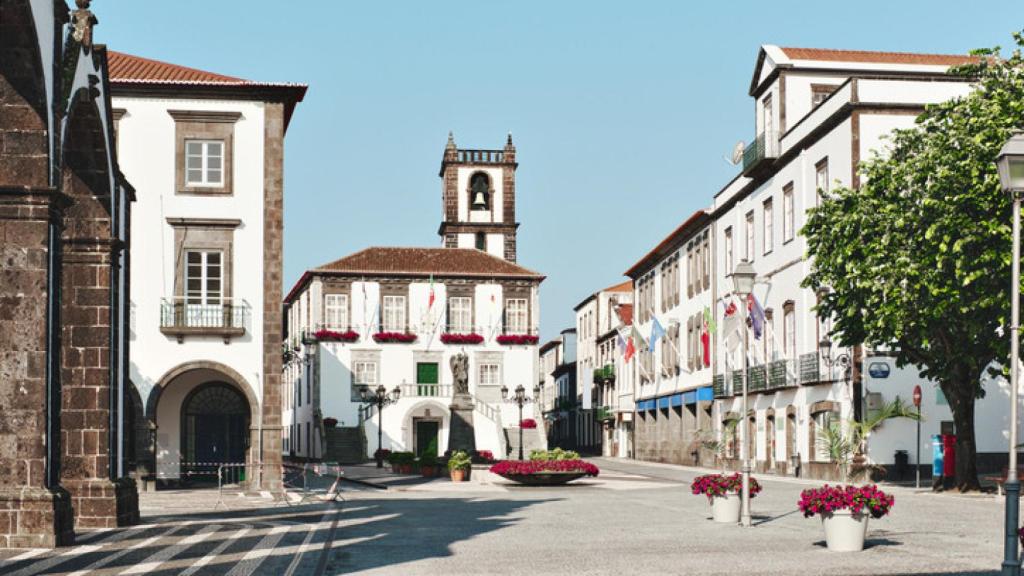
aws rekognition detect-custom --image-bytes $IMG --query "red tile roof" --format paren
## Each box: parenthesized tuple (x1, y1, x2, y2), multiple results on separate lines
(603, 279, 633, 293)
(779, 47, 975, 67)
(107, 51, 305, 89)
(625, 211, 710, 278)
(616, 303, 634, 326)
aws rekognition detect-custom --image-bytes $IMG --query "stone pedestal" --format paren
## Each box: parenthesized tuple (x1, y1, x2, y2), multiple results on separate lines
(0, 487, 75, 548)
(448, 394, 477, 455)
(61, 478, 138, 529)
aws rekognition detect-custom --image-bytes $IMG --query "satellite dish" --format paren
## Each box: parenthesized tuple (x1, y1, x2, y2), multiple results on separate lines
(731, 141, 745, 165)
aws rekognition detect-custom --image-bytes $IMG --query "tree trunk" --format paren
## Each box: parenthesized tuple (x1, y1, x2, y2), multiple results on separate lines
(941, 380, 981, 492)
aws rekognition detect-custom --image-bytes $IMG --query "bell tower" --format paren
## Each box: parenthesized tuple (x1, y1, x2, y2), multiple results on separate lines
(439, 132, 519, 262)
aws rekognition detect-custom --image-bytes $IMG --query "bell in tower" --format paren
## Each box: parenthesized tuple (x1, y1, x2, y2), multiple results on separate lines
(470, 173, 490, 210)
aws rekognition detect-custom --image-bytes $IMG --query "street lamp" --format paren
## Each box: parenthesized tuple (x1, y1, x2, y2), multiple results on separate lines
(729, 259, 756, 528)
(502, 384, 540, 460)
(818, 338, 853, 389)
(997, 132, 1024, 576)
(360, 384, 401, 468)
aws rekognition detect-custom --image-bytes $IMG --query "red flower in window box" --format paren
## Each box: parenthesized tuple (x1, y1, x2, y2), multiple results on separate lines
(323, 417, 338, 428)
(372, 331, 418, 344)
(440, 333, 485, 345)
(314, 329, 359, 342)
(496, 334, 539, 346)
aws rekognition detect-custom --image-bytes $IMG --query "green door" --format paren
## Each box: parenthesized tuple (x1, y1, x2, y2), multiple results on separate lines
(416, 420, 439, 456)
(417, 362, 438, 396)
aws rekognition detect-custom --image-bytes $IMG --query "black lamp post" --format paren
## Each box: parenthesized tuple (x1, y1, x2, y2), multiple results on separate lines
(997, 132, 1024, 576)
(360, 384, 401, 468)
(502, 384, 540, 461)
(818, 338, 852, 388)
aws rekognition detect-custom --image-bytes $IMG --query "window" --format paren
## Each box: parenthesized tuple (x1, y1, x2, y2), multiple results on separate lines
(765, 309, 775, 361)
(480, 363, 500, 386)
(745, 211, 755, 262)
(185, 250, 222, 305)
(505, 298, 528, 334)
(475, 232, 486, 251)
(702, 231, 710, 290)
(762, 94, 774, 136)
(448, 296, 473, 333)
(324, 294, 348, 330)
(784, 303, 796, 359)
(816, 158, 829, 204)
(763, 198, 773, 254)
(470, 173, 491, 210)
(724, 227, 733, 273)
(783, 184, 795, 242)
(811, 84, 836, 107)
(382, 295, 406, 332)
(185, 140, 224, 187)
(352, 360, 377, 401)
(813, 410, 839, 461)
(687, 245, 695, 298)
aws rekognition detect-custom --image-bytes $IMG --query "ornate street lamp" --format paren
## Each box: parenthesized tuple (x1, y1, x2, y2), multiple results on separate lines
(502, 384, 540, 460)
(997, 132, 1024, 576)
(360, 384, 401, 468)
(818, 338, 852, 388)
(729, 259, 756, 528)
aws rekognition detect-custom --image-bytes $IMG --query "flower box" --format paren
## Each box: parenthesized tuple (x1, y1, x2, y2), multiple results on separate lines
(323, 417, 338, 428)
(496, 334, 539, 346)
(519, 418, 537, 429)
(314, 329, 359, 343)
(490, 459, 599, 486)
(440, 333, 485, 345)
(691, 473, 763, 523)
(372, 331, 417, 344)
(798, 484, 894, 552)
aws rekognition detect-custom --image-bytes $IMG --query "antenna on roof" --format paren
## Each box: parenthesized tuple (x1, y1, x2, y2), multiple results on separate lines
(723, 141, 745, 166)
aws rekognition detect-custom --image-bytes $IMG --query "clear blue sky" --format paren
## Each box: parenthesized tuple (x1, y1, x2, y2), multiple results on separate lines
(99, 1, 1020, 340)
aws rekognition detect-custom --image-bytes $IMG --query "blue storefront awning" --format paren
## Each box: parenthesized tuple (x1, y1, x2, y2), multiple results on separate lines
(657, 396, 670, 410)
(670, 393, 683, 408)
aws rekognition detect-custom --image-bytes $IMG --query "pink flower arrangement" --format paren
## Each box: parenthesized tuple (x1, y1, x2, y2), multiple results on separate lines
(314, 329, 359, 342)
(690, 473, 762, 500)
(372, 332, 417, 344)
(489, 459, 600, 477)
(496, 334, 540, 345)
(476, 450, 495, 462)
(797, 484, 894, 519)
(440, 333, 485, 345)
(519, 418, 537, 429)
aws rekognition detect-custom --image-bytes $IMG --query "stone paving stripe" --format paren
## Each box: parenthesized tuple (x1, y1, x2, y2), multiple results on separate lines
(65, 523, 187, 576)
(284, 505, 335, 576)
(224, 525, 292, 576)
(313, 502, 343, 576)
(4, 525, 154, 576)
(178, 525, 252, 576)
(118, 523, 222, 575)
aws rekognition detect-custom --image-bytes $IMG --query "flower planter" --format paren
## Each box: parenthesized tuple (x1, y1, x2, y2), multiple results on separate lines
(710, 493, 741, 524)
(499, 472, 586, 486)
(372, 332, 417, 344)
(496, 334, 539, 346)
(440, 333, 484, 345)
(314, 329, 359, 343)
(821, 510, 869, 552)
(450, 468, 470, 482)
(420, 465, 438, 478)
(398, 464, 414, 474)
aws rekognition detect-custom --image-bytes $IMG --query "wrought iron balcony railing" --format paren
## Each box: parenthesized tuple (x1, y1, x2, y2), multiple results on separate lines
(593, 364, 615, 383)
(742, 131, 781, 177)
(160, 297, 249, 343)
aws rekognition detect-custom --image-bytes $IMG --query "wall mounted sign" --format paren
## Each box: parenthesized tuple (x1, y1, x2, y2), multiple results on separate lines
(868, 361, 891, 379)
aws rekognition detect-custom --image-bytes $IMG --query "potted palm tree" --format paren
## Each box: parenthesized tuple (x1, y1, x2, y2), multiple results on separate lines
(448, 450, 472, 482)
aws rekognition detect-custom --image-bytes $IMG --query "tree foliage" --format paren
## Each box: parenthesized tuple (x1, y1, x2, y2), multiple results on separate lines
(802, 32, 1024, 491)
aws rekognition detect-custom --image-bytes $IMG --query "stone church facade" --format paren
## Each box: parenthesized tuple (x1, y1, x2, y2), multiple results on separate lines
(0, 0, 138, 547)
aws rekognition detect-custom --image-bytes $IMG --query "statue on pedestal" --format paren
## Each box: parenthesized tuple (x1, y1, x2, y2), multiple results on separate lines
(447, 351, 476, 454)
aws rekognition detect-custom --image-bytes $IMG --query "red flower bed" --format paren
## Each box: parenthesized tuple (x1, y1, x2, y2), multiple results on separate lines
(489, 459, 600, 477)
(372, 332, 417, 343)
(314, 329, 359, 342)
(476, 450, 495, 463)
(797, 484, 894, 519)
(519, 418, 537, 429)
(496, 334, 539, 345)
(440, 333, 485, 345)
(691, 473, 762, 500)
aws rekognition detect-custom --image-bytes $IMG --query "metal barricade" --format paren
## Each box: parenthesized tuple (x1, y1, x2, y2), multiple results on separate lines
(282, 462, 344, 505)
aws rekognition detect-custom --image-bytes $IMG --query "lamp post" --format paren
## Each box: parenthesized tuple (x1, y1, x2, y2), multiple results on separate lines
(730, 260, 756, 527)
(502, 384, 540, 461)
(360, 384, 401, 468)
(997, 132, 1024, 576)
(818, 338, 853, 398)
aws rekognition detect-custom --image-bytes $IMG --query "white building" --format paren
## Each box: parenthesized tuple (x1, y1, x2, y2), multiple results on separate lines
(709, 45, 1007, 479)
(574, 281, 633, 455)
(283, 136, 546, 461)
(111, 52, 306, 488)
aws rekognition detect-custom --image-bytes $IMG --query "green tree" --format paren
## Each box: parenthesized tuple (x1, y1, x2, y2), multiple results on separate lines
(802, 33, 1024, 491)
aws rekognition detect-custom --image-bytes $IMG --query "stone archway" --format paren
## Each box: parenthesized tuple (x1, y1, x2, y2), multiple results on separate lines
(401, 400, 450, 457)
(149, 361, 260, 485)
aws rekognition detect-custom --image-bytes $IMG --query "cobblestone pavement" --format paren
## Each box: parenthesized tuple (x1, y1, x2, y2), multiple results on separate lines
(0, 459, 1007, 575)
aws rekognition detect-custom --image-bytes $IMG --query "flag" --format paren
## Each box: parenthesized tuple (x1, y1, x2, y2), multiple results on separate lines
(747, 294, 765, 340)
(616, 331, 627, 355)
(624, 334, 636, 363)
(701, 313, 711, 367)
(632, 326, 648, 352)
(703, 306, 716, 334)
(721, 299, 739, 345)
(650, 317, 666, 350)
(427, 274, 435, 310)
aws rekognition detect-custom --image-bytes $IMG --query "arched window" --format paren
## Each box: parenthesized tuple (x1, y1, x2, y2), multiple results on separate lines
(475, 232, 486, 251)
(469, 173, 490, 211)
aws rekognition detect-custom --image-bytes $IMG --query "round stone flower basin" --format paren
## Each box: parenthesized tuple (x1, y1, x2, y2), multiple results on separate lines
(498, 472, 587, 486)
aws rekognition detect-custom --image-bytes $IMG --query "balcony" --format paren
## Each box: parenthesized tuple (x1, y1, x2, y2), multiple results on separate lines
(799, 352, 821, 385)
(596, 405, 615, 422)
(741, 131, 780, 179)
(768, 358, 796, 389)
(160, 297, 249, 343)
(400, 383, 452, 398)
(593, 364, 615, 383)
(748, 365, 767, 392)
(712, 374, 730, 399)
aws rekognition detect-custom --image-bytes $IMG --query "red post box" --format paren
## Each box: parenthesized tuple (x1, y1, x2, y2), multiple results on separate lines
(942, 434, 956, 478)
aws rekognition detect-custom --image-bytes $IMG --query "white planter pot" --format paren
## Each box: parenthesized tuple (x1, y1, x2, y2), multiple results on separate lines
(821, 509, 869, 552)
(710, 493, 741, 523)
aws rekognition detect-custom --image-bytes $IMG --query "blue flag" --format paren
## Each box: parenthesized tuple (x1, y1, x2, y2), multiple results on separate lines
(650, 316, 667, 350)
(748, 294, 765, 340)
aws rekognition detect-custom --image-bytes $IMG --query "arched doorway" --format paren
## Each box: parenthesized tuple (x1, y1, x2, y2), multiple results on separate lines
(181, 382, 251, 477)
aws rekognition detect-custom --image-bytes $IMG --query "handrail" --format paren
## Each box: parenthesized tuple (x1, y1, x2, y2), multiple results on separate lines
(160, 297, 250, 331)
